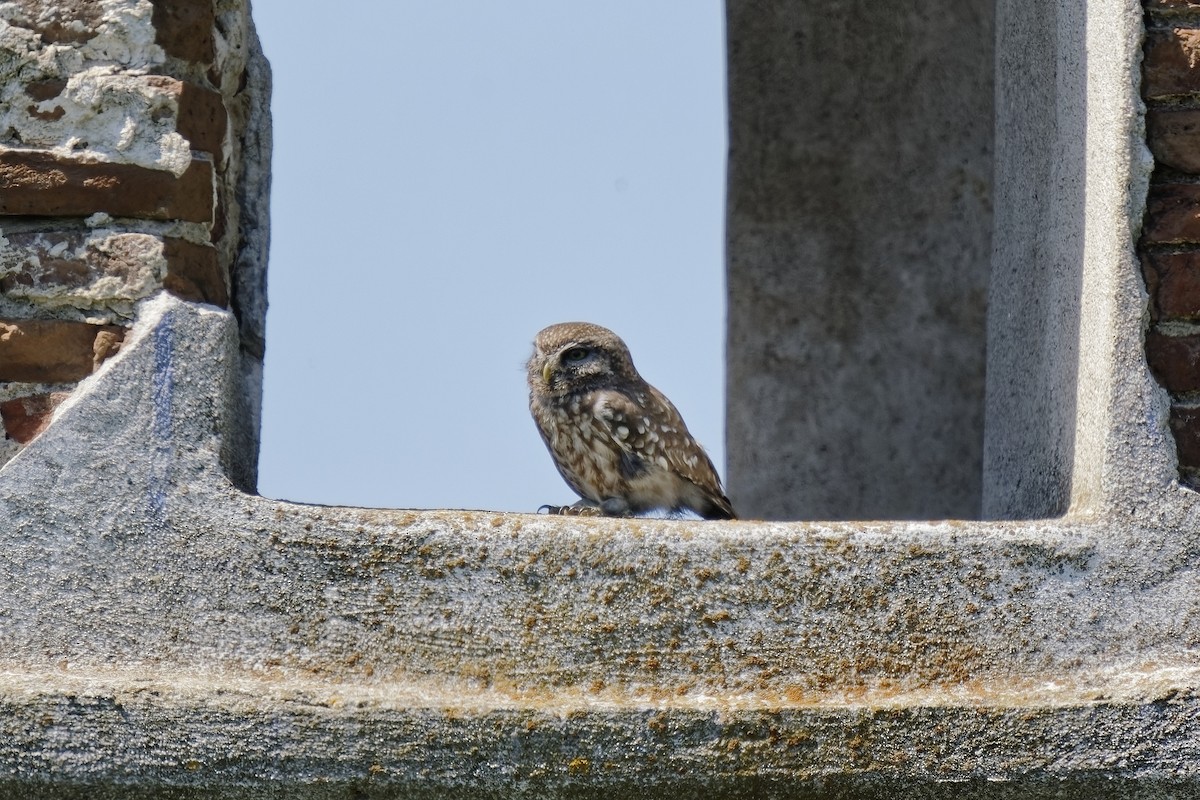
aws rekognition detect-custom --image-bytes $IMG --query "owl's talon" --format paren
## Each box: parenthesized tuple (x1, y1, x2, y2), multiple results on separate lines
(537, 503, 604, 517)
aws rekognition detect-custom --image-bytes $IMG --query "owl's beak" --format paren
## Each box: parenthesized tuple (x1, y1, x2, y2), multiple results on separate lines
(542, 359, 554, 385)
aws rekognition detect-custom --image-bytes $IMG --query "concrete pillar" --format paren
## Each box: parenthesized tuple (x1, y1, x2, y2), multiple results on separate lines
(984, 0, 1159, 518)
(725, 0, 995, 521)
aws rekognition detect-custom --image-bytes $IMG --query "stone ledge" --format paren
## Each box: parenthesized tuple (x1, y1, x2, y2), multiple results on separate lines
(0, 667, 1197, 798)
(1, 295, 1198, 796)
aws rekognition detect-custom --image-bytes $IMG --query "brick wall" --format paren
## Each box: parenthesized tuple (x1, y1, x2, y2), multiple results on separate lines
(1143, 0, 1200, 488)
(0, 0, 267, 470)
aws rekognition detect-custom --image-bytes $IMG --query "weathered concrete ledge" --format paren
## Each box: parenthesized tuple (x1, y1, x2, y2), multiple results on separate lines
(1, 295, 1198, 797)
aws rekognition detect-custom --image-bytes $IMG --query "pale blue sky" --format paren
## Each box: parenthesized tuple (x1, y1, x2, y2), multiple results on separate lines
(252, 2, 728, 512)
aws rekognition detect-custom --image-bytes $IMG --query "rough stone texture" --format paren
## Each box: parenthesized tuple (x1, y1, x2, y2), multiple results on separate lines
(1142, 250, 1200, 320)
(0, 318, 124, 382)
(0, 230, 226, 313)
(0, 294, 1197, 796)
(0, 150, 214, 222)
(0, 230, 168, 314)
(984, 0, 1084, 518)
(0, 2, 197, 181)
(0, 74, 193, 175)
(0, 0, 106, 45)
(220, 14, 272, 491)
(142, 75, 228, 166)
(724, 0, 994, 521)
(983, 0, 1153, 518)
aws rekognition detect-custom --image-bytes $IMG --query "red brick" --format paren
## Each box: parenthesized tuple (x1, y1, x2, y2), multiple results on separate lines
(1141, 250, 1200, 320)
(0, 392, 70, 444)
(0, 319, 125, 381)
(150, 0, 216, 64)
(144, 77, 227, 164)
(0, 318, 125, 383)
(1143, 183, 1200, 244)
(1170, 404, 1200, 467)
(177, 84, 227, 162)
(1145, 28, 1200, 98)
(1147, 108, 1200, 173)
(1147, 328, 1200, 393)
(163, 238, 227, 307)
(0, 150, 213, 223)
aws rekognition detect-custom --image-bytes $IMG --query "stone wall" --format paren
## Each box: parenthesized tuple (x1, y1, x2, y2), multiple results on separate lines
(725, 0, 995, 521)
(2, 0, 1200, 797)
(0, 0, 269, 488)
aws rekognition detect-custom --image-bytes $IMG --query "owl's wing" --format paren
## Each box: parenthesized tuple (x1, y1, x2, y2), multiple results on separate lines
(593, 385, 735, 518)
(643, 386, 735, 519)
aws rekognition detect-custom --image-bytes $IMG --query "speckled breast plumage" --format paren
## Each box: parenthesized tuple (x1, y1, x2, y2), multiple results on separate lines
(526, 322, 735, 520)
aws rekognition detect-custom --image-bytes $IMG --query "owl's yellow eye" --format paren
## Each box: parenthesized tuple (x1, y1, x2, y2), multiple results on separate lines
(563, 347, 590, 363)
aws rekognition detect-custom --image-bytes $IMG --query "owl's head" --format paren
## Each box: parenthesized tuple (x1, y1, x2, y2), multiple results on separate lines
(528, 322, 640, 395)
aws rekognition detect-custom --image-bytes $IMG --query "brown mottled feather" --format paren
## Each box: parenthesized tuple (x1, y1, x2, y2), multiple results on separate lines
(527, 322, 735, 520)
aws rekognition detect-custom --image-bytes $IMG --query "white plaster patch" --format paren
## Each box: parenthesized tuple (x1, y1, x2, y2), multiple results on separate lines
(29, 69, 191, 174)
(0, 1, 185, 173)
(79, 0, 164, 67)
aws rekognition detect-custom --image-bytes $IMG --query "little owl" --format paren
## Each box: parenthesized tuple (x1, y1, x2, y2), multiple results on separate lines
(527, 322, 735, 520)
